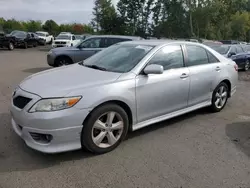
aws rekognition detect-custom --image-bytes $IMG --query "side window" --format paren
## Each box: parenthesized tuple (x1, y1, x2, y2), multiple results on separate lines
(27, 33, 31, 38)
(235, 45, 244, 53)
(31, 33, 34, 38)
(46, 34, 49, 37)
(206, 50, 220, 63)
(230, 46, 237, 54)
(148, 45, 184, 70)
(72, 36, 75, 40)
(79, 38, 101, 48)
(186, 45, 209, 66)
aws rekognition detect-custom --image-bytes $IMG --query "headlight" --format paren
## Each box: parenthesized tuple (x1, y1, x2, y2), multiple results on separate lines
(29, 96, 81, 112)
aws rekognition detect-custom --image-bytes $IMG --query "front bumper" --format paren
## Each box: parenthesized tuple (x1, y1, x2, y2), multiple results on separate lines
(10, 87, 90, 153)
(47, 53, 56, 66)
(52, 44, 70, 48)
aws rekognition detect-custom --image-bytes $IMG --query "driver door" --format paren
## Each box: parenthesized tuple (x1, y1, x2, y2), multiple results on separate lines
(136, 45, 190, 123)
(73, 37, 103, 62)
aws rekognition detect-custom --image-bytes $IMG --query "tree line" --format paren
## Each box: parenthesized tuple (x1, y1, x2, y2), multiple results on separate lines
(1, 0, 250, 41)
(91, 0, 250, 41)
(0, 18, 94, 36)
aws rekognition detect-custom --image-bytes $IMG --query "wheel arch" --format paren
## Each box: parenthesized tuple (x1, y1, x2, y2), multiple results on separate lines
(219, 79, 231, 97)
(55, 55, 73, 64)
(83, 100, 134, 131)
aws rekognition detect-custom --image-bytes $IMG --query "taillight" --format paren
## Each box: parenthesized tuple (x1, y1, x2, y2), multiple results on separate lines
(234, 64, 238, 71)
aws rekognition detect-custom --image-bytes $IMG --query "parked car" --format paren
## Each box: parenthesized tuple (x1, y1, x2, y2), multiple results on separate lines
(47, 35, 143, 67)
(35, 31, 54, 45)
(220, 40, 240, 44)
(0, 31, 37, 49)
(209, 44, 250, 71)
(11, 40, 238, 154)
(0, 31, 15, 50)
(52, 33, 80, 48)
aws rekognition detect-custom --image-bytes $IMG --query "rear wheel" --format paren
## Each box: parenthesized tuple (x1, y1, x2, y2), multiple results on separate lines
(8, 42, 14, 50)
(55, 56, 73, 66)
(23, 42, 28, 49)
(33, 41, 38, 47)
(81, 104, 129, 154)
(244, 60, 249, 71)
(210, 82, 229, 112)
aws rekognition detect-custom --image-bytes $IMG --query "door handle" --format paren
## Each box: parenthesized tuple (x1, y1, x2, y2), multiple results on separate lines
(215, 66, 221, 71)
(180, 73, 188, 79)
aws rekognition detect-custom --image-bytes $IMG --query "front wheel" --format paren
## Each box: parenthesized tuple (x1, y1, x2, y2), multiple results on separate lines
(55, 56, 73, 66)
(244, 60, 249, 71)
(210, 82, 229, 112)
(81, 104, 129, 154)
(8, 42, 14, 50)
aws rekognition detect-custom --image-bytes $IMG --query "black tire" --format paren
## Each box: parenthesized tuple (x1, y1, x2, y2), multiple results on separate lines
(244, 60, 249, 71)
(81, 104, 129, 154)
(8, 42, 14, 50)
(55, 56, 73, 66)
(33, 41, 38, 47)
(210, 82, 229, 112)
(23, 42, 28, 49)
(49, 39, 53, 44)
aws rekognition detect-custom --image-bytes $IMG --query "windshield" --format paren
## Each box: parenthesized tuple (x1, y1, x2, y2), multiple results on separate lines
(56, 35, 71, 40)
(209, 45, 230, 54)
(81, 44, 154, 73)
(36, 32, 45, 37)
(11, 31, 26, 38)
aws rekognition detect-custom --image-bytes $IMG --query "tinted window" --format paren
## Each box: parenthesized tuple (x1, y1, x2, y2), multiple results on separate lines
(78, 38, 101, 48)
(235, 45, 244, 53)
(186, 45, 209, 66)
(206, 51, 219, 63)
(148, 45, 184, 70)
(230, 46, 237, 54)
(102, 38, 132, 48)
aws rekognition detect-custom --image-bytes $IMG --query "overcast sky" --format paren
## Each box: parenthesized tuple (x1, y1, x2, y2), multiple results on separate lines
(0, 0, 118, 24)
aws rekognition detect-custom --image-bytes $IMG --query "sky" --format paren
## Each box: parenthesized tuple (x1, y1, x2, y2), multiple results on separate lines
(0, 0, 118, 24)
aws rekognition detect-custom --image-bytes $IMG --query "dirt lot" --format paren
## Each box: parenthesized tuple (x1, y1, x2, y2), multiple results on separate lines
(0, 47, 250, 188)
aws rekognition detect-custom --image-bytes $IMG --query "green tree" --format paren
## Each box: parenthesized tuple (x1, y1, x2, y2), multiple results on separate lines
(42, 20, 58, 35)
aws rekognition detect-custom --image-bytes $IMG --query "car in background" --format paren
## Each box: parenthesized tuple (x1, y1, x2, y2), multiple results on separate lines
(47, 35, 143, 67)
(0, 31, 15, 50)
(220, 40, 240, 44)
(52, 33, 80, 48)
(35, 31, 54, 45)
(11, 40, 238, 154)
(209, 44, 250, 71)
(0, 31, 38, 49)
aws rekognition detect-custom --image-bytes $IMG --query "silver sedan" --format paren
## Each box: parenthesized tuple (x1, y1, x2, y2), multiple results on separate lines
(10, 40, 238, 154)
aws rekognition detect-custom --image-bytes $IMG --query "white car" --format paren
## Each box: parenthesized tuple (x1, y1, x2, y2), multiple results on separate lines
(52, 34, 80, 48)
(35, 31, 53, 45)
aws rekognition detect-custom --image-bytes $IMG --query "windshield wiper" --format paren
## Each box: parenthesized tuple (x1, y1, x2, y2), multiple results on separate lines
(84, 65, 107, 71)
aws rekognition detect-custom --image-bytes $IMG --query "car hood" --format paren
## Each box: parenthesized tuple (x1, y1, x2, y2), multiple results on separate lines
(19, 64, 122, 98)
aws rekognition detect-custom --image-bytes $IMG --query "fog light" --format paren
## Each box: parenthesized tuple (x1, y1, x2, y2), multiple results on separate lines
(30, 132, 53, 143)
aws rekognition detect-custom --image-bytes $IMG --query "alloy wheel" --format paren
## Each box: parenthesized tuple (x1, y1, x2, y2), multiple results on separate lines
(214, 85, 228, 109)
(91, 111, 124, 148)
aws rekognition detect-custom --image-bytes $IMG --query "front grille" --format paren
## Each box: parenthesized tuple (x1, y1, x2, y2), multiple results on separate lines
(55, 41, 66, 44)
(13, 96, 32, 109)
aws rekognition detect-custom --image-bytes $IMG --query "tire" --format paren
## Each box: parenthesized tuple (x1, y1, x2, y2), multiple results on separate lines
(8, 42, 14, 50)
(210, 82, 229, 112)
(55, 56, 73, 66)
(81, 104, 129, 154)
(23, 42, 28, 49)
(244, 60, 249, 71)
(33, 41, 38, 47)
(49, 39, 53, 45)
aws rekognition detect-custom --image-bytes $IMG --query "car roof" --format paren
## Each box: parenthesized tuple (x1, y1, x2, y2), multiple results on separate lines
(120, 39, 207, 47)
(87, 35, 142, 40)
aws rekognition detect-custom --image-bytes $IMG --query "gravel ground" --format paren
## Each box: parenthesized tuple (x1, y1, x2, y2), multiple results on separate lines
(0, 47, 250, 188)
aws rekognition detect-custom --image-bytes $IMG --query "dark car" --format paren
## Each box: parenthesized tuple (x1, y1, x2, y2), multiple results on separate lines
(220, 40, 240, 44)
(30, 32, 46, 46)
(0, 31, 15, 50)
(209, 44, 250, 71)
(0, 31, 38, 49)
(47, 35, 143, 67)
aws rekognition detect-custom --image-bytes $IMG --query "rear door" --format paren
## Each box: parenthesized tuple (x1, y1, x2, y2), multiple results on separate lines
(184, 44, 215, 107)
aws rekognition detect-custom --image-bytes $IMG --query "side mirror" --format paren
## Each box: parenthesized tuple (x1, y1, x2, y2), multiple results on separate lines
(228, 52, 236, 57)
(144, 64, 164, 75)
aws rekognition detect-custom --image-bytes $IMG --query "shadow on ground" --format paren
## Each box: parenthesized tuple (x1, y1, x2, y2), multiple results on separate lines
(0, 108, 210, 173)
(226, 121, 250, 157)
(22, 67, 51, 73)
